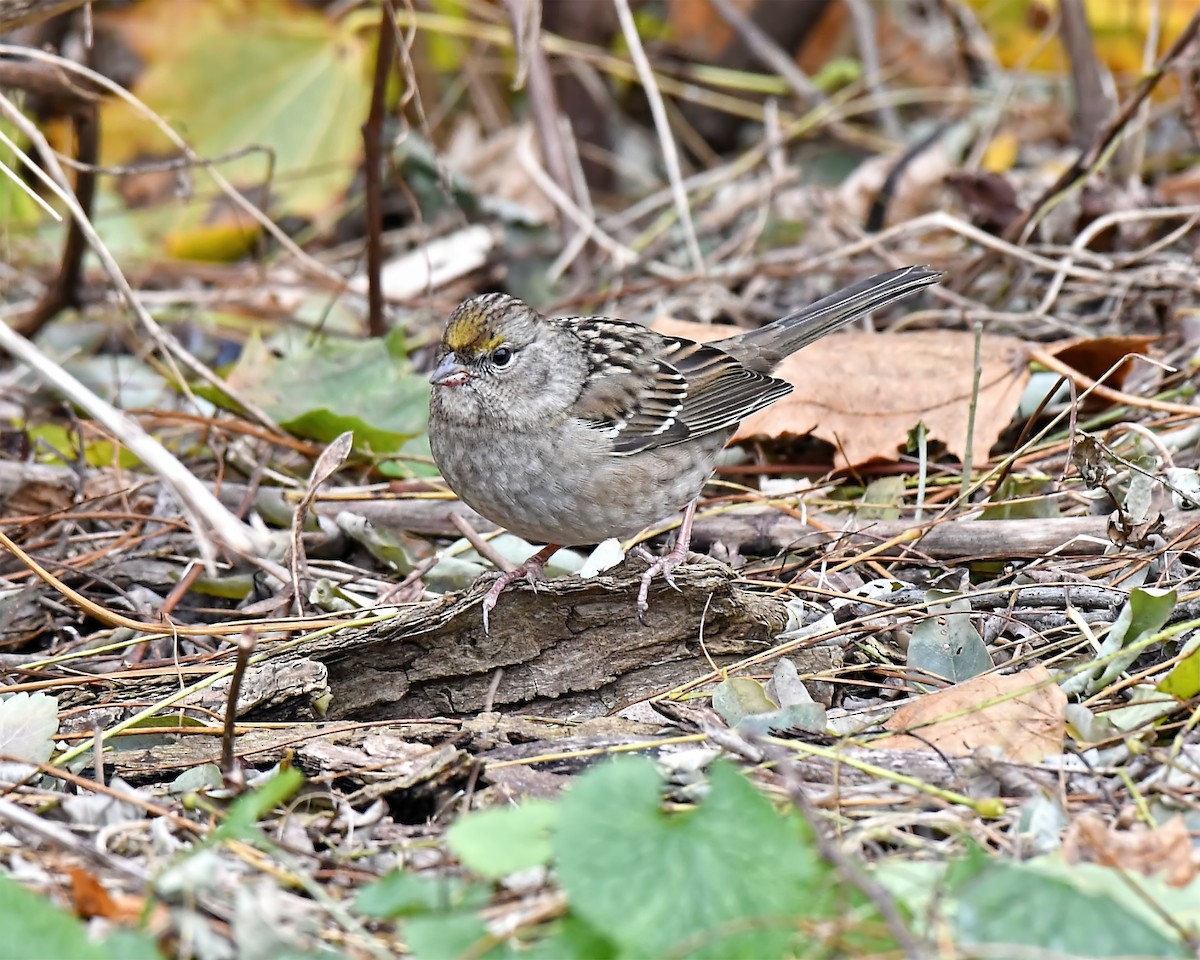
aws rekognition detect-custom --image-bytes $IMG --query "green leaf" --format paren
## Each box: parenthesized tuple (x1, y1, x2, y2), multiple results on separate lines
(98, 931, 167, 960)
(447, 800, 559, 878)
(355, 870, 487, 919)
(29, 423, 143, 470)
(522, 916, 619, 960)
(102, 0, 372, 218)
(1092, 587, 1178, 690)
(711, 677, 776, 727)
(953, 861, 1189, 957)
(1101, 683, 1179, 733)
(907, 590, 993, 687)
(553, 757, 837, 959)
(0, 115, 46, 228)
(859, 475, 906, 520)
(736, 702, 827, 736)
(721, 662, 828, 733)
(405, 913, 508, 960)
(210, 767, 304, 843)
(169, 763, 224, 795)
(0, 691, 58, 765)
(1159, 633, 1200, 700)
(219, 331, 429, 453)
(980, 475, 1059, 520)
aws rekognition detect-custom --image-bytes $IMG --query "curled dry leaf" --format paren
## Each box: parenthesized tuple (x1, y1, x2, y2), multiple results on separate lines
(1062, 812, 1198, 888)
(837, 141, 958, 228)
(69, 866, 159, 925)
(872, 664, 1067, 763)
(651, 320, 1030, 468)
(1046, 335, 1157, 395)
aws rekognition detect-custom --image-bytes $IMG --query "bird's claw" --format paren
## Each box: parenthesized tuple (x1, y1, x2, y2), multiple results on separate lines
(478, 555, 552, 634)
(636, 551, 687, 622)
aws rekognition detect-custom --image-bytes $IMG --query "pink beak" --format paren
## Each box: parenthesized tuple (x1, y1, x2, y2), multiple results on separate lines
(431, 352, 470, 387)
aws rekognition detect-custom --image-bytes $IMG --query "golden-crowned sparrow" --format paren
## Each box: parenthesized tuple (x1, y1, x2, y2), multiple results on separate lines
(429, 265, 941, 629)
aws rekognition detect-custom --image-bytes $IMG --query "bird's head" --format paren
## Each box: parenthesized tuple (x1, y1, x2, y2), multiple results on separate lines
(429, 293, 585, 428)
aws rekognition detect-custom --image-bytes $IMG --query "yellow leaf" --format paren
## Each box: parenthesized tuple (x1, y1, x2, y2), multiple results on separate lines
(981, 130, 1020, 174)
(99, 0, 372, 220)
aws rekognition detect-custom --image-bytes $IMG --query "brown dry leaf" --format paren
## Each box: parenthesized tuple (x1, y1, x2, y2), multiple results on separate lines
(443, 119, 556, 224)
(1047, 335, 1157, 390)
(651, 321, 1029, 468)
(1062, 812, 1198, 888)
(68, 866, 146, 924)
(872, 665, 1066, 763)
(1157, 166, 1200, 205)
(665, 0, 738, 61)
(836, 143, 957, 228)
(667, 0, 848, 75)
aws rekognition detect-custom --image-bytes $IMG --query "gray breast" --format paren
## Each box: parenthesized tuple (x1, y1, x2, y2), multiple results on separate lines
(431, 419, 728, 546)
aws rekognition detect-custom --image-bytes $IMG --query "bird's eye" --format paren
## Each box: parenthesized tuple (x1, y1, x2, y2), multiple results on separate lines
(492, 346, 514, 368)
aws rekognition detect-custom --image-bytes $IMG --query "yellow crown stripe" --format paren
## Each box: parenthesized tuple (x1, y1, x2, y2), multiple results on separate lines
(444, 311, 507, 354)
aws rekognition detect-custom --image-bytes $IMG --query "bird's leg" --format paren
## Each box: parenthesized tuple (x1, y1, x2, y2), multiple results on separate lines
(637, 499, 697, 618)
(481, 543, 560, 633)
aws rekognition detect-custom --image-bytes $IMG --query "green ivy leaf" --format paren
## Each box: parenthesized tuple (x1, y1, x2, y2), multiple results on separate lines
(447, 800, 559, 878)
(954, 861, 1189, 957)
(553, 758, 843, 959)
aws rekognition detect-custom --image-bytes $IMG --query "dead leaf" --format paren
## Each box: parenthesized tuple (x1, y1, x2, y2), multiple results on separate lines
(68, 867, 147, 924)
(1062, 812, 1198, 888)
(837, 143, 957, 228)
(443, 119, 556, 224)
(873, 665, 1066, 763)
(664, 0, 738, 62)
(1157, 165, 1200, 205)
(650, 321, 1029, 468)
(1047, 336, 1157, 392)
(946, 171, 1022, 235)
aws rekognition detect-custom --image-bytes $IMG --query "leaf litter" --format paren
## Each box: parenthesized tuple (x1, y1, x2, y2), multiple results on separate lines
(2, 1, 1200, 958)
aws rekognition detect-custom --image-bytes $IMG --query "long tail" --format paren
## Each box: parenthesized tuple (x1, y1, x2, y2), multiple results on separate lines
(719, 265, 942, 370)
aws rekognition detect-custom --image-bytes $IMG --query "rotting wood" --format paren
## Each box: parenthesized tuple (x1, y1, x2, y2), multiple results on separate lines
(100, 713, 668, 783)
(56, 559, 829, 729)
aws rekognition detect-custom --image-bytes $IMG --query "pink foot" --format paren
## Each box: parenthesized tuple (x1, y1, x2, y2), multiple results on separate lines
(635, 499, 698, 620)
(480, 543, 559, 633)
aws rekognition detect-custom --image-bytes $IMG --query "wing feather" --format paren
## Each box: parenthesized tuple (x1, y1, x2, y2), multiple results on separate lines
(567, 318, 788, 457)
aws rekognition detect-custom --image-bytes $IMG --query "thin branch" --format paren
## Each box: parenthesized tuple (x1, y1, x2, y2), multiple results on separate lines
(611, 0, 704, 274)
(844, 0, 902, 139)
(362, 0, 397, 338)
(705, 0, 824, 105)
(504, 0, 580, 252)
(1002, 7, 1200, 246)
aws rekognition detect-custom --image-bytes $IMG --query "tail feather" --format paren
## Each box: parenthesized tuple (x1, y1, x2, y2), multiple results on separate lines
(718, 265, 943, 371)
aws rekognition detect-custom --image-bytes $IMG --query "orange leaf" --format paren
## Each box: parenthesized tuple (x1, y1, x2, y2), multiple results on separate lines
(68, 867, 143, 923)
(1047, 335, 1157, 389)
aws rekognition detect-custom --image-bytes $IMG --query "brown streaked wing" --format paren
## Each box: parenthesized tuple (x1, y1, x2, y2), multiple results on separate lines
(569, 318, 790, 456)
(662, 336, 792, 439)
(570, 319, 692, 453)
